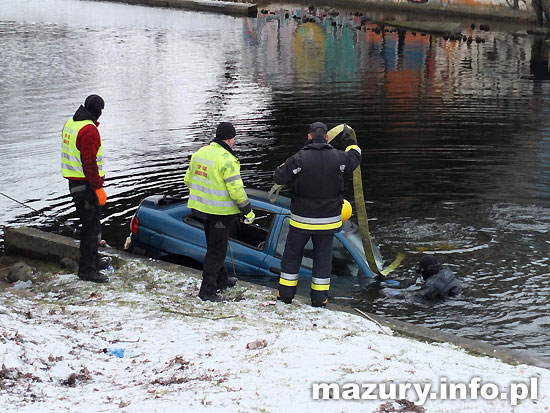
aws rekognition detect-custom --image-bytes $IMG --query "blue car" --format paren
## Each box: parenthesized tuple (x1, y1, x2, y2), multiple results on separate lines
(126, 188, 381, 279)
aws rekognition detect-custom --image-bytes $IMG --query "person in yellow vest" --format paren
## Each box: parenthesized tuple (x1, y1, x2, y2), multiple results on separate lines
(184, 122, 255, 302)
(61, 95, 111, 283)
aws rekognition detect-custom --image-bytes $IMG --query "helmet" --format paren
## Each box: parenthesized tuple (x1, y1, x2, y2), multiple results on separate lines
(341, 199, 352, 221)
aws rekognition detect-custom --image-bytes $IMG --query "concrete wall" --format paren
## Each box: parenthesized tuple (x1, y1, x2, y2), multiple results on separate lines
(389, 0, 531, 12)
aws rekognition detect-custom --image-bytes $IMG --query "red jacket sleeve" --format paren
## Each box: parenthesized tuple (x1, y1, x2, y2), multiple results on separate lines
(76, 124, 104, 190)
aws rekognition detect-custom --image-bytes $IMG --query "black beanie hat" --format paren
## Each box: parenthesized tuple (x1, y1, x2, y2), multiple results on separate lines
(308, 121, 328, 139)
(417, 254, 442, 280)
(84, 94, 105, 120)
(216, 122, 236, 140)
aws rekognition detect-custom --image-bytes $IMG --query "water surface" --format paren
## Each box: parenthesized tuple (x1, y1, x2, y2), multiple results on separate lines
(1, 0, 549, 363)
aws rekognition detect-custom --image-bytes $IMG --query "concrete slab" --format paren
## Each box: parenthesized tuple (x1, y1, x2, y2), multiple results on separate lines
(381, 20, 463, 34)
(99, 0, 258, 17)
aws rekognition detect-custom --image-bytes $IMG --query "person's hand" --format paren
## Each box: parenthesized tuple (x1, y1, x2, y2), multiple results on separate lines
(343, 134, 357, 149)
(244, 210, 255, 224)
(340, 124, 357, 149)
(96, 188, 107, 206)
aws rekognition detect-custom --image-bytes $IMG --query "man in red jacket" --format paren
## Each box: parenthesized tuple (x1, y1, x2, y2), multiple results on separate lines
(61, 95, 111, 283)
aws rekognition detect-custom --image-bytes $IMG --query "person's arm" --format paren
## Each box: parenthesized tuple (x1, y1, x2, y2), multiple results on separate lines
(273, 154, 298, 185)
(417, 278, 439, 300)
(219, 153, 252, 215)
(184, 154, 194, 188)
(77, 124, 104, 189)
(341, 133, 361, 175)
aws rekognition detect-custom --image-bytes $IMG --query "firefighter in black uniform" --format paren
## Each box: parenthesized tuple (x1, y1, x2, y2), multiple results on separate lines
(273, 122, 361, 307)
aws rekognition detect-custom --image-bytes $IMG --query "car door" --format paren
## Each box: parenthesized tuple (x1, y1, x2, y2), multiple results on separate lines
(224, 208, 276, 276)
(259, 216, 368, 278)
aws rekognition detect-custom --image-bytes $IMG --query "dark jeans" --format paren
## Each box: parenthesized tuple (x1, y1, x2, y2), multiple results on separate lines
(198, 215, 236, 297)
(279, 227, 333, 305)
(69, 181, 101, 275)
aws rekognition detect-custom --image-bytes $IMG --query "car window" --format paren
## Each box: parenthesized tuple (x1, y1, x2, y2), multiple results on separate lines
(232, 209, 275, 250)
(275, 218, 359, 276)
(331, 236, 359, 277)
(275, 218, 313, 268)
(182, 209, 275, 251)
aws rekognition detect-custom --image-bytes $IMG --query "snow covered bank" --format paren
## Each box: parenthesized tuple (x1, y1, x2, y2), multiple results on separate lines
(1, 260, 548, 412)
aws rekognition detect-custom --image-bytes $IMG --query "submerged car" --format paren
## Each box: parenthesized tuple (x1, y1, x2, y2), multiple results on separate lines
(125, 188, 382, 279)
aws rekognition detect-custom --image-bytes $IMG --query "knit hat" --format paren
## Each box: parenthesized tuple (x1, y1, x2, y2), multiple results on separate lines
(417, 254, 442, 280)
(84, 94, 104, 120)
(308, 121, 328, 139)
(216, 122, 236, 140)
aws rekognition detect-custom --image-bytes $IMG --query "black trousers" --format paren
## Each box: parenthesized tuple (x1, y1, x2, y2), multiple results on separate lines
(69, 181, 102, 275)
(279, 227, 333, 305)
(198, 215, 236, 297)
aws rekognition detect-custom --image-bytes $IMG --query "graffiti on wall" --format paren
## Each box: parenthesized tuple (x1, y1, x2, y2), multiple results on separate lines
(406, 0, 529, 10)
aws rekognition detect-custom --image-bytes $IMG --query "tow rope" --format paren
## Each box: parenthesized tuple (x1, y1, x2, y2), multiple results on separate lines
(328, 124, 405, 276)
(268, 124, 404, 277)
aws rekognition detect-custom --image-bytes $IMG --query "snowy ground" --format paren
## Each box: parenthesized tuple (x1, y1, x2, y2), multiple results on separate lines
(1, 259, 548, 413)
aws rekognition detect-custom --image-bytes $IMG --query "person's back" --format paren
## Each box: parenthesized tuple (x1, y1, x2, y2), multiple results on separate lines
(286, 139, 344, 219)
(418, 267, 462, 300)
(415, 254, 462, 300)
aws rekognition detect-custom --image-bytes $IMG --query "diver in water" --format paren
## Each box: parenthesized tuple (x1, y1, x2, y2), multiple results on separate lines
(415, 254, 462, 300)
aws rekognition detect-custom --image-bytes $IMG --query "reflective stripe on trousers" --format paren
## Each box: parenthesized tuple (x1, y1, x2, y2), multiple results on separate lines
(279, 271, 298, 287)
(278, 226, 333, 306)
(311, 277, 330, 291)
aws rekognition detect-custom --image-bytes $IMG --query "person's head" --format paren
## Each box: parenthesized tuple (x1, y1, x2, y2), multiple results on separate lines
(84, 94, 104, 121)
(216, 122, 237, 147)
(416, 254, 442, 280)
(308, 121, 328, 142)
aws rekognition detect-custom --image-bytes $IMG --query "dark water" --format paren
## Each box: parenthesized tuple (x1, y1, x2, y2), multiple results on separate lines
(1, 0, 549, 362)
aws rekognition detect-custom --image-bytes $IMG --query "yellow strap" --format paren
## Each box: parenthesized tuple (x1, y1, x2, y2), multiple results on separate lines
(379, 252, 406, 276)
(268, 183, 282, 203)
(270, 123, 406, 277)
(345, 144, 361, 152)
(311, 283, 330, 291)
(327, 124, 405, 277)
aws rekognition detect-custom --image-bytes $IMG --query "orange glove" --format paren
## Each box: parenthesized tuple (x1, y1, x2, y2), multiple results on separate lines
(95, 188, 107, 206)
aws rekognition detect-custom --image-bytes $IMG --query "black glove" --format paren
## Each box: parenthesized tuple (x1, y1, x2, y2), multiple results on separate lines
(341, 124, 356, 148)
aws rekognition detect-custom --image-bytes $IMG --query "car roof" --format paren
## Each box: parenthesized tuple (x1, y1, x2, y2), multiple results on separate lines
(246, 188, 290, 212)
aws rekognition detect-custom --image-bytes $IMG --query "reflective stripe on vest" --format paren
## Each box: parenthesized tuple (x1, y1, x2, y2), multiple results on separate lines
(289, 213, 342, 231)
(186, 142, 248, 215)
(61, 118, 105, 179)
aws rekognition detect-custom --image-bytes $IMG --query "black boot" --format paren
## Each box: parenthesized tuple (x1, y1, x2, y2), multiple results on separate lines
(98, 256, 112, 270)
(311, 298, 328, 308)
(277, 291, 293, 304)
(78, 272, 109, 283)
(199, 293, 223, 302)
(217, 276, 238, 292)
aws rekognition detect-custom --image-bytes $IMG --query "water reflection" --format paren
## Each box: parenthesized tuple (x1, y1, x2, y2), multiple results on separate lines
(1, 0, 549, 362)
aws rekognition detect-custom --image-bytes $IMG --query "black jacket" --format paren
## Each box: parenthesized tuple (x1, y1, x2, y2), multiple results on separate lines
(273, 137, 361, 232)
(417, 268, 462, 300)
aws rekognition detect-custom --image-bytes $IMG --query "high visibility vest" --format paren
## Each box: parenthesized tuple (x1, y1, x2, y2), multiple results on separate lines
(61, 118, 105, 179)
(184, 142, 250, 215)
